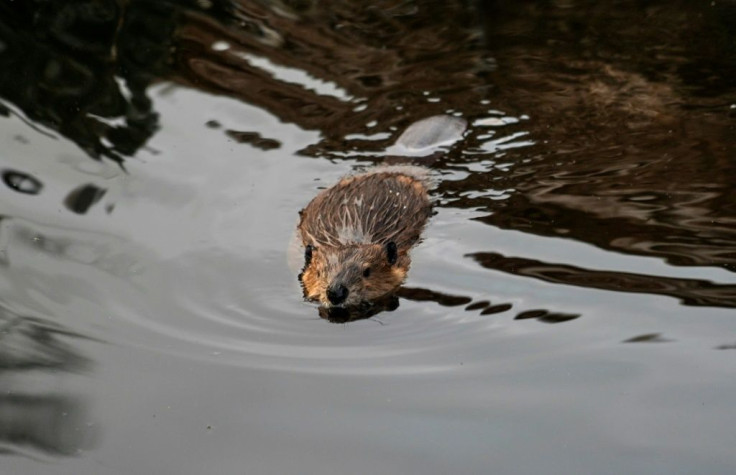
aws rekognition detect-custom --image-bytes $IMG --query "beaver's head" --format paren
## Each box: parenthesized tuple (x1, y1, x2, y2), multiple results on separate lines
(299, 241, 408, 308)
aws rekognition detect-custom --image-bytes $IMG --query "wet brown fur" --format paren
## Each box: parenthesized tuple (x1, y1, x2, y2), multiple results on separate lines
(298, 169, 431, 307)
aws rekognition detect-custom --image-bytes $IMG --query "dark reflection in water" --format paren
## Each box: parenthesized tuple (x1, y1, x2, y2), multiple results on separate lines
(0, 0, 175, 164)
(0, 395, 92, 457)
(515, 309, 581, 324)
(64, 184, 107, 215)
(0, 307, 90, 371)
(319, 285, 571, 323)
(0, 314, 89, 371)
(0, 307, 95, 456)
(2, 170, 43, 196)
(398, 286, 473, 307)
(319, 295, 400, 323)
(464, 0, 736, 274)
(0, 0, 489, 162)
(401, 287, 581, 323)
(469, 252, 736, 308)
(623, 333, 672, 343)
(224, 129, 281, 150)
(479, 303, 513, 316)
(172, 0, 491, 156)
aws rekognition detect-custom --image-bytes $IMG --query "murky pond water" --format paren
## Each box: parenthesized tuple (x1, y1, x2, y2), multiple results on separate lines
(1, 1, 735, 473)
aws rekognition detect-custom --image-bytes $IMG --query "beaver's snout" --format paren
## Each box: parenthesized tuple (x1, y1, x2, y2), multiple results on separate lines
(327, 284, 349, 305)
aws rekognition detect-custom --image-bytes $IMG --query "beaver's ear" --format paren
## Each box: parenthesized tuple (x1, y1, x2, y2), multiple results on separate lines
(386, 241, 398, 265)
(304, 245, 314, 267)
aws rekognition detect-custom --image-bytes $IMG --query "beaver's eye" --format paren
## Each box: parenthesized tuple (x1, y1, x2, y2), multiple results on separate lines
(363, 267, 371, 278)
(386, 241, 398, 265)
(304, 245, 314, 266)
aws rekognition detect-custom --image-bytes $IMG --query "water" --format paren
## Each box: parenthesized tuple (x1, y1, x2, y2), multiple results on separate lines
(1, 1, 735, 473)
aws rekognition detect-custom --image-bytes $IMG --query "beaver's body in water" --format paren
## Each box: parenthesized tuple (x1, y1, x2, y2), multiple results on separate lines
(298, 166, 432, 308)
(296, 115, 467, 313)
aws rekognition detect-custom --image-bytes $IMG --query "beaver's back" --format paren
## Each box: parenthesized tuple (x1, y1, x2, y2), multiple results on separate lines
(298, 169, 431, 250)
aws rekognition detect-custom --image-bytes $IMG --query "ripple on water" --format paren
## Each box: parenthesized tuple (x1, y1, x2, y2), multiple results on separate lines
(106, 247, 506, 376)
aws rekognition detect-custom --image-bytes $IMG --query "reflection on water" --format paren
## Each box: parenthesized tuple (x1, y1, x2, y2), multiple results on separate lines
(0, 0, 732, 349)
(0, 395, 92, 457)
(471, 0, 736, 275)
(318, 295, 400, 324)
(0, 1, 168, 164)
(0, 307, 94, 456)
(173, 0, 490, 153)
(0, 309, 89, 371)
(3, 0, 731, 302)
(469, 252, 736, 308)
(0, 0, 731, 355)
(398, 287, 472, 307)
(0, 0, 735, 472)
(2, 171, 43, 196)
(623, 333, 672, 344)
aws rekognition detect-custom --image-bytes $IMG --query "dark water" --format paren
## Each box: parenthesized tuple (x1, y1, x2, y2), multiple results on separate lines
(1, 1, 735, 473)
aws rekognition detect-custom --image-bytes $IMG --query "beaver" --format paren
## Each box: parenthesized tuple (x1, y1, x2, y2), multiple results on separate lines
(297, 166, 432, 308)
(295, 115, 467, 313)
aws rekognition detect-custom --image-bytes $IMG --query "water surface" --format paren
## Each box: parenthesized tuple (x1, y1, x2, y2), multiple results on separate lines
(1, 1, 735, 474)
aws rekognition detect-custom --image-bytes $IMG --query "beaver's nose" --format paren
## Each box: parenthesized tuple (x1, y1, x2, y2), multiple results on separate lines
(326, 284, 349, 305)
